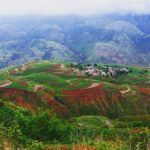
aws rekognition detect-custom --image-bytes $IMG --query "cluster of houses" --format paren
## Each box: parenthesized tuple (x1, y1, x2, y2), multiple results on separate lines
(71, 63, 130, 77)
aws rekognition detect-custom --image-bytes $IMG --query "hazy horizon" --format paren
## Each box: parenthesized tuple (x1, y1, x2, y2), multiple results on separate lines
(0, 0, 150, 16)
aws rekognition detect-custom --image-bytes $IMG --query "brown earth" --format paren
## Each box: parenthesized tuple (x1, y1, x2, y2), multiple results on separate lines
(138, 87, 150, 95)
(43, 94, 69, 117)
(34, 85, 46, 92)
(61, 84, 125, 115)
(87, 83, 100, 89)
(120, 86, 131, 94)
(0, 80, 12, 87)
(0, 87, 42, 110)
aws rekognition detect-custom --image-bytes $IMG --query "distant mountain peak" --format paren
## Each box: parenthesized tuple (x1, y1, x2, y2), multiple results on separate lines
(106, 21, 144, 36)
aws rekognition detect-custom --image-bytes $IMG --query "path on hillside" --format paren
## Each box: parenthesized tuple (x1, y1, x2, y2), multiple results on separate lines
(34, 85, 45, 92)
(120, 86, 131, 94)
(85, 79, 114, 88)
(0, 80, 12, 87)
(60, 64, 65, 69)
(87, 83, 101, 89)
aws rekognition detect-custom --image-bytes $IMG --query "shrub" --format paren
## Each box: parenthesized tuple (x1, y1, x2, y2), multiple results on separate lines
(17, 112, 74, 143)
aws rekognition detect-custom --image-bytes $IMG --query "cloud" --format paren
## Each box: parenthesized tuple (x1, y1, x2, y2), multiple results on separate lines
(0, 0, 150, 15)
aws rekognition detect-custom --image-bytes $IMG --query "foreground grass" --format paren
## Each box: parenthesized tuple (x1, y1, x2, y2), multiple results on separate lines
(0, 99, 149, 150)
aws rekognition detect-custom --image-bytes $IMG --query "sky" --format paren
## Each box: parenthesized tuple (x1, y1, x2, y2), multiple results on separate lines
(0, 0, 150, 16)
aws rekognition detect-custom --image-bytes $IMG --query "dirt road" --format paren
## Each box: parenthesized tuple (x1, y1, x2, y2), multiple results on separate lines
(0, 80, 12, 87)
(87, 83, 100, 89)
(34, 85, 45, 92)
(120, 86, 131, 94)
(60, 64, 65, 69)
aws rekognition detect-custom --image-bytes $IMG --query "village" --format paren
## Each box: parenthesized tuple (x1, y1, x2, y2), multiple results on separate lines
(71, 63, 130, 77)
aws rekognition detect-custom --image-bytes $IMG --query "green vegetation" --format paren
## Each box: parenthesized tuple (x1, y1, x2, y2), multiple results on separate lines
(70, 115, 113, 128)
(0, 61, 150, 149)
(0, 99, 150, 150)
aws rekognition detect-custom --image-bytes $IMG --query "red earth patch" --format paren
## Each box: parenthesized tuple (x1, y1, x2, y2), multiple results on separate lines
(0, 87, 42, 110)
(61, 84, 124, 115)
(43, 93, 69, 117)
(138, 87, 150, 95)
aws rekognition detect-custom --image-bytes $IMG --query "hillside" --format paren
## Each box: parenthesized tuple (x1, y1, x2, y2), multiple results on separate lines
(0, 61, 150, 149)
(0, 61, 149, 117)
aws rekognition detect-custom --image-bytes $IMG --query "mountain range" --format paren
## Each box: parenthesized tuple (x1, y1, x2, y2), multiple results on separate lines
(0, 14, 150, 68)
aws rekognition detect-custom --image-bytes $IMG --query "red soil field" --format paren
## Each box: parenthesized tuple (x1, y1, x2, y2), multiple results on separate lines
(73, 145, 97, 150)
(43, 93, 69, 117)
(9, 70, 17, 75)
(138, 87, 150, 95)
(45, 145, 97, 150)
(0, 86, 69, 116)
(61, 84, 124, 115)
(0, 87, 42, 110)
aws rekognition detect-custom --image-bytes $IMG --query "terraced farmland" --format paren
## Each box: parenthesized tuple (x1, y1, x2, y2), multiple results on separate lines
(0, 61, 149, 118)
(0, 61, 150, 149)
